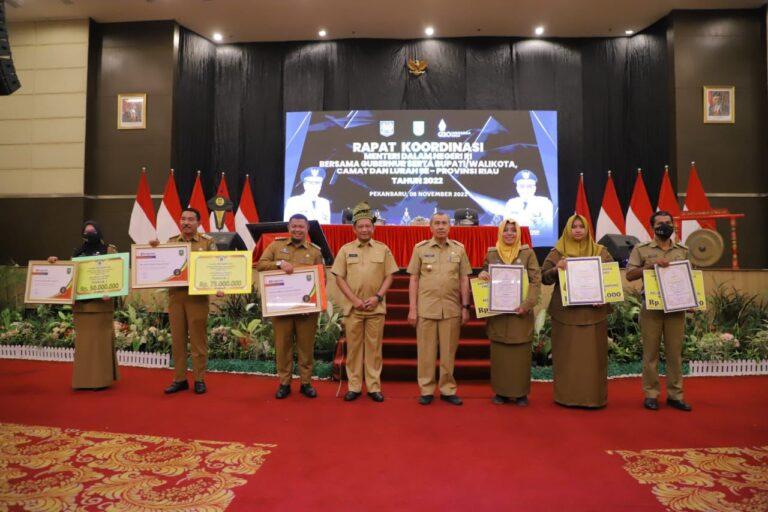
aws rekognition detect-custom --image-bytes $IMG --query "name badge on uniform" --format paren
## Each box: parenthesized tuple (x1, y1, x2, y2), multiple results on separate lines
(281, 247, 290, 254)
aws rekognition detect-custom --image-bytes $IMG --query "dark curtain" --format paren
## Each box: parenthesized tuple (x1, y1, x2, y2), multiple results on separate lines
(172, 22, 670, 244)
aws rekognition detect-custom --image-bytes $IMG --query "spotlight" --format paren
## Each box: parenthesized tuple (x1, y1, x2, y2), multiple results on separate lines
(625, 30, 634, 35)
(534, 26, 544, 36)
(212, 32, 223, 42)
(424, 26, 434, 36)
(318, 29, 327, 37)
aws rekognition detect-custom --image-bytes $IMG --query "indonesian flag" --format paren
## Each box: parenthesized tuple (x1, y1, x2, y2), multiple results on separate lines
(595, 170, 625, 240)
(209, 173, 236, 233)
(625, 169, 653, 242)
(656, 166, 681, 241)
(681, 162, 715, 242)
(189, 171, 210, 232)
(128, 168, 157, 244)
(574, 173, 593, 237)
(156, 169, 183, 242)
(235, 175, 260, 250)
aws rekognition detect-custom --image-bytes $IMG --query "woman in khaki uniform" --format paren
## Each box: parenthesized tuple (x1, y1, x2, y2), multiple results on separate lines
(541, 214, 612, 408)
(479, 218, 541, 406)
(49, 221, 119, 390)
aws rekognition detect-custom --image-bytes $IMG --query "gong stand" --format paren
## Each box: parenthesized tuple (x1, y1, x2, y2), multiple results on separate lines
(675, 209, 746, 269)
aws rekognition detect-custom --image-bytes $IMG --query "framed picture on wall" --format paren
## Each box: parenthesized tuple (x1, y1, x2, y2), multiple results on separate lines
(702, 86, 734, 124)
(117, 93, 147, 129)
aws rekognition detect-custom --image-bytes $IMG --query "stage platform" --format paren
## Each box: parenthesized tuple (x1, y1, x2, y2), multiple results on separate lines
(0, 360, 766, 511)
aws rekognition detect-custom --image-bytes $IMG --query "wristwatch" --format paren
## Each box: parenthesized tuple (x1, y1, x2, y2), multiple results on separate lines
(276, 260, 283, 268)
(462, 304, 471, 310)
(375, 294, 384, 302)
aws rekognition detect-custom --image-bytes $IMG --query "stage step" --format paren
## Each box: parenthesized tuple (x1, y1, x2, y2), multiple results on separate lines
(383, 319, 486, 339)
(381, 358, 491, 380)
(382, 338, 490, 359)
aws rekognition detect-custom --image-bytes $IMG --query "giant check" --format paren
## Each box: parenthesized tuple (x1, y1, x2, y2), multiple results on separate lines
(258, 265, 327, 317)
(131, 243, 190, 289)
(24, 261, 77, 305)
(73, 253, 130, 300)
(189, 251, 253, 295)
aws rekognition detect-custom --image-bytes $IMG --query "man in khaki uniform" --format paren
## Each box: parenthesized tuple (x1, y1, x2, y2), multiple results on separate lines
(407, 212, 472, 405)
(257, 213, 324, 399)
(153, 208, 219, 395)
(332, 202, 399, 403)
(626, 210, 693, 412)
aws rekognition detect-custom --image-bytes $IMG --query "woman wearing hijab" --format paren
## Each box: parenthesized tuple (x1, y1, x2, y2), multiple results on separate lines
(479, 218, 541, 405)
(48, 221, 119, 389)
(541, 214, 613, 408)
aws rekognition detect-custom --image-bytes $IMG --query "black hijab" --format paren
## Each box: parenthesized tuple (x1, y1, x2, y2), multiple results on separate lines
(73, 220, 109, 257)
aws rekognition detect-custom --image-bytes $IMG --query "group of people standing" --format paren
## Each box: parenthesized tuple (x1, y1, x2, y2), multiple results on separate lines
(54, 203, 693, 412)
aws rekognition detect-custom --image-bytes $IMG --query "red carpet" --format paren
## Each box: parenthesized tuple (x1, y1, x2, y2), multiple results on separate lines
(1, 360, 767, 511)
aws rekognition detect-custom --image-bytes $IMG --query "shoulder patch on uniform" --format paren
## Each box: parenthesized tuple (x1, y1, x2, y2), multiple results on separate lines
(520, 244, 530, 250)
(275, 236, 288, 241)
(108, 244, 118, 250)
(637, 241, 651, 248)
(416, 240, 430, 247)
(200, 234, 213, 240)
(675, 242, 688, 249)
(449, 239, 465, 247)
(310, 242, 322, 251)
(487, 247, 498, 252)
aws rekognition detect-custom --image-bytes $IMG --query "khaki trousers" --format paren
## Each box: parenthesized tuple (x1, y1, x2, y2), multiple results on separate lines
(168, 293, 210, 382)
(344, 312, 385, 393)
(640, 308, 686, 400)
(272, 313, 318, 385)
(416, 316, 461, 396)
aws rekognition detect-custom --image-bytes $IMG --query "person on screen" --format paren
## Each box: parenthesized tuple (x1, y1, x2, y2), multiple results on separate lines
(284, 167, 331, 224)
(540, 214, 613, 409)
(504, 170, 554, 236)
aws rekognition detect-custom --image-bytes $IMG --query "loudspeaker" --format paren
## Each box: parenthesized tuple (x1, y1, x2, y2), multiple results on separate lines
(0, 3, 21, 96)
(598, 234, 640, 267)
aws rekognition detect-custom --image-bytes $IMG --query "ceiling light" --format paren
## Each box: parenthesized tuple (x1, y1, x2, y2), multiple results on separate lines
(625, 30, 634, 35)
(212, 33, 223, 42)
(424, 26, 435, 36)
(534, 26, 545, 36)
(318, 29, 327, 37)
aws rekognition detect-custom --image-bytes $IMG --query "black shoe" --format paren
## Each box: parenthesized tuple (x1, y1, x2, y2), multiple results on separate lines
(440, 394, 463, 406)
(368, 392, 385, 402)
(164, 380, 189, 394)
(194, 381, 206, 394)
(275, 384, 291, 399)
(667, 398, 692, 412)
(344, 391, 361, 401)
(492, 394, 509, 405)
(419, 395, 433, 405)
(644, 398, 659, 410)
(515, 396, 529, 407)
(300, 383, 317, 398)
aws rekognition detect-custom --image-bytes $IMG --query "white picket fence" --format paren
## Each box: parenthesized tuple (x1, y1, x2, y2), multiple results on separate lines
(688, 359, 768, 376)
(0, 345, 169, 368)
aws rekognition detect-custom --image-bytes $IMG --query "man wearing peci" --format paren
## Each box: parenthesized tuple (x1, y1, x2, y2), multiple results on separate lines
(626, 211, 693, 412)
(284, 167, 332, 224)
(257, 214, 325, 399)
(407, 212, 472, 405)
(152, 208, 220, 395)
(332, 202, 399, 402)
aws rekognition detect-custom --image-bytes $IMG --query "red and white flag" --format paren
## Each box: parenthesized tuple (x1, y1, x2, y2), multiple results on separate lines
(189, 171, 210, 232)
(681, 162, 715, 242)
(156, 169, 182, 242)
(656, 165, 681, 241)
(625, 169, 653, 242)
(574, 173, 593, 237)
(235, 175, 260, 250)
(209, 172, 236, 233)
(595, 170, 625, 241)
(128, 168, 157, 244)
